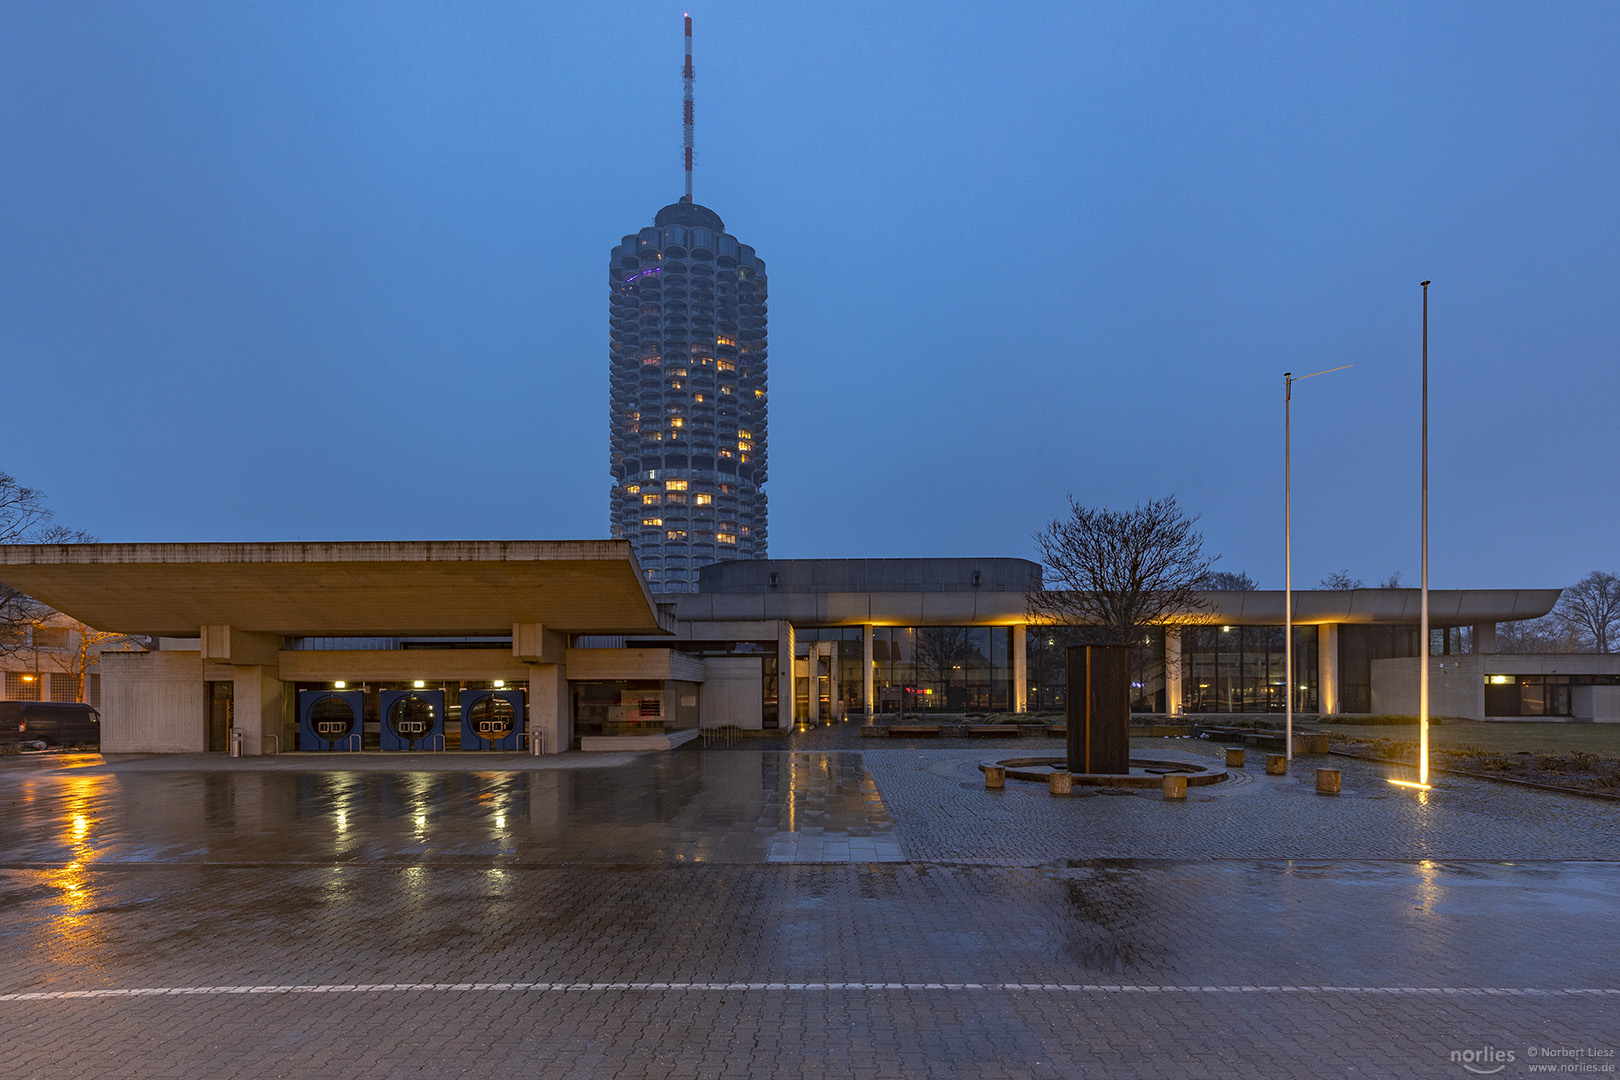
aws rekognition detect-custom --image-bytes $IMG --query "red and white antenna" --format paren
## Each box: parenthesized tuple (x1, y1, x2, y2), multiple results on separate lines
(682, 13, 694, 203)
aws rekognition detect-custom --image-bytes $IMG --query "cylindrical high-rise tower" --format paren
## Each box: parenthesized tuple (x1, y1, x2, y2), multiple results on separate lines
(607, 19, 768, 592)
(607, 205, 769, 591)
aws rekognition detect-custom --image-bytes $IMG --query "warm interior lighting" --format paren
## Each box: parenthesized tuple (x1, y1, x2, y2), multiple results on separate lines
(22, 675, 35, 682)
(493, 680, 505, 689)
(334, 681, 346, 689)
(413, 680, 426, 689)
(1489, 675, 1513, 685)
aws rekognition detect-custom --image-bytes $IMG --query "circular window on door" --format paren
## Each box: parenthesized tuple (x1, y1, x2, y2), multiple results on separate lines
(387, 695, 435, 740)
(469, 696, 516, 741)
(310, 695, 356, 741)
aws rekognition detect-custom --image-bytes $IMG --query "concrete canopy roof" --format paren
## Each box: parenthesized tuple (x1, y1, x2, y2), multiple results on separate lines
(0, 541, 671, 638)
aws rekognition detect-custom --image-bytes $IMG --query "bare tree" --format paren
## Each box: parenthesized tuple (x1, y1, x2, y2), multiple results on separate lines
(38, 617, 144, 701)
(1495, 613, 1583, 654)
(1319, 570, 1364, 590)
(1377, 571, 1404, 588)
(1553, 571, 1620, 653)
(1200, 570, 1258, 591)
(1, 470, 95, 656)
(1028, 495, 1215, 643)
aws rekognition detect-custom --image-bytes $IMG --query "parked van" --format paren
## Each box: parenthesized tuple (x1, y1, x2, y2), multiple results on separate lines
(0, 702, 101, 747)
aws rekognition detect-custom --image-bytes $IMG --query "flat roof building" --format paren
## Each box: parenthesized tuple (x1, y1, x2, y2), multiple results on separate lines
(1, 546, 1610, 755)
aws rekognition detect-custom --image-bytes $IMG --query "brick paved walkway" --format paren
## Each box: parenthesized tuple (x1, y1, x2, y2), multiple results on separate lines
(0, 735, 1615, 1078)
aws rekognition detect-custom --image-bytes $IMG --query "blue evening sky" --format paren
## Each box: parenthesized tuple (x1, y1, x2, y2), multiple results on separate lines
(2, 2, 1615, 590)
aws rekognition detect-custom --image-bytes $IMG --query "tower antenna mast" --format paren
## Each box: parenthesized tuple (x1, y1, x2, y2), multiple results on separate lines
(683, 14, 694, 203)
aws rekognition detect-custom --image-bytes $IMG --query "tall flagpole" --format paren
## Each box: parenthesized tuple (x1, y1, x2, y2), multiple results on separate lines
(1285, 372, 1293, 761)
(1419, 280, 1431, 787)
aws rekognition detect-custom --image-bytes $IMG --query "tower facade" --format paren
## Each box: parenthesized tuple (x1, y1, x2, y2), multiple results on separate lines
(607, 20, 769, 592)
(608, 204, 769, 590)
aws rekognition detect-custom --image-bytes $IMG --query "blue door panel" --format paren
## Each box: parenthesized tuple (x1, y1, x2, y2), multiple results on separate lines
(299, 690, 365, 751)
(379, 689, 445, 751)
(460, 689, 526, 750)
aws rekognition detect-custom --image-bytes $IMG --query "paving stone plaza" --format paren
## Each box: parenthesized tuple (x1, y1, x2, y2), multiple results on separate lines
(1, 731, 1616, 1078)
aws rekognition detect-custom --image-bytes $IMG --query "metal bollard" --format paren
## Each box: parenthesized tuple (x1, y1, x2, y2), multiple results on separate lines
(531, 728, 543, 756)
(1265, 754, 1287, 776)
(1316, 768, 1341, 795)
(1049, 769, 1073, 796)
(229, 730, 242, 758)
(984, 765, 1006, 790)
(1225, 747, 1245, 768)
(1162, 774, 1187, 800)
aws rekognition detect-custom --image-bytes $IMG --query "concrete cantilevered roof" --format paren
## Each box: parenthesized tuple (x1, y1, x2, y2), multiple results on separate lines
(0, 541, 672, 638)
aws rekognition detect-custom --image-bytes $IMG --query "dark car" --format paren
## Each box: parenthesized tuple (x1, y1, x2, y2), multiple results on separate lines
(0, 701, 101, 747)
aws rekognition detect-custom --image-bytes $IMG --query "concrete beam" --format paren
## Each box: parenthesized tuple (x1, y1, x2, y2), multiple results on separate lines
(200, 625, 282, 666)
(278, 650, 529, 683)
(513, 623, 567, 664)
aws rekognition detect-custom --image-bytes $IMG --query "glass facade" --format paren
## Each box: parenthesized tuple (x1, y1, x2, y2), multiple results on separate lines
(1484, 673, 1620, 717)
(1336, 624, 1422, 714)
(1179, 625, 1318, 713)
(795, 626, 1015, 715)
(571, 679, 700, 746)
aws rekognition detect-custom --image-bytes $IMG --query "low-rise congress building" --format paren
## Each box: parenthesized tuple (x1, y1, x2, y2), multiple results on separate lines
(0, 543, 1613, 755)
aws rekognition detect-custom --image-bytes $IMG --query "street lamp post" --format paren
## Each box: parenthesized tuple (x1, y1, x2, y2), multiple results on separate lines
(1390, 280, 1434, 791)
(1419, 280, 1431, 787)
(1284, 364, 1352, 760)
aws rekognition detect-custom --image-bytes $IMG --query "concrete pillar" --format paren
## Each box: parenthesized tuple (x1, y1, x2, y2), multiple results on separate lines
(1012, 624, 1028, 714)
(862, 623, 875, 720)
(527, 663, 569, 754)
(1164, 628, 1183, 716)
(230, 665, 284, 755)
(1318, 623, 1340, 716)
(776, 622, 795, 728)
(1473, 622, 1497, 655)
(807, 646, 821, 724)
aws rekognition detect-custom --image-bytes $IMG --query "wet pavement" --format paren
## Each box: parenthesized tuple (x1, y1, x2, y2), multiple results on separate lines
(1, 727, 1617, 1078)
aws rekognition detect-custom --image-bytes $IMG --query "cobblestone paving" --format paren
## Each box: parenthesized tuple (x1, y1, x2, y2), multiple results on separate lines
(0, 737, 1615, 1078)
(862, 738, 1620, 862)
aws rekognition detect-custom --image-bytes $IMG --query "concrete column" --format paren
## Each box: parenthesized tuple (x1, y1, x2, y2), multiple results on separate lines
(807, 645, 822, 724)
(1318, 623, 1340, 716)
(1472, 622, 1497, 655)
(527, 663, 569, 754)
(776, 622, 794, 728)
(1164, 628, 1183, 716)
(230, 665, 284, 755)
(863, 624, 875, 719)
(1012, 624, 1028, 714)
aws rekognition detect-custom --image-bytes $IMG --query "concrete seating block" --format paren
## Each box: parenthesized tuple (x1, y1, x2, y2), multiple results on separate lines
(1316, 768, 1342, 795)
(1266, 754, 1287, 776)
(1162, 774, 1188, 800)
(1225, 747, 1246, 768)
(1049, 770, 1073, 796)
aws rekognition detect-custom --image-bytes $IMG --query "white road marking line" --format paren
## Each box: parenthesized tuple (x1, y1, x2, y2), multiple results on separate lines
(1, 982, 1617, 1002)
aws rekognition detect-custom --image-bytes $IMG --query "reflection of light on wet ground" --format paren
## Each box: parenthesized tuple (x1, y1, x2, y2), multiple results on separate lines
(1414, 858, 1441, 915)
(45, 774, 115, 945)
